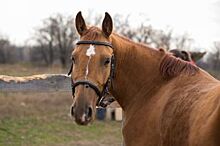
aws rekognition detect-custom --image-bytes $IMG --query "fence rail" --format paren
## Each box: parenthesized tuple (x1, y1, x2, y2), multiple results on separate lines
(0, 74, 71, 92)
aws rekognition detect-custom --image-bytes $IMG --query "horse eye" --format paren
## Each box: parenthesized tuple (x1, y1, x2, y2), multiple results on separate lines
(104, 58, 111, 66)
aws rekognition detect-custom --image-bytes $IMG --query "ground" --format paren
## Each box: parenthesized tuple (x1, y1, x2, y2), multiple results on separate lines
(0, 64, 122, 146)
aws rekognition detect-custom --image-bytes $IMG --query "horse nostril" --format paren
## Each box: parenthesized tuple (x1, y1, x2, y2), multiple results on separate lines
(86, 106, 93, 118)
(71, 106, 75, 117)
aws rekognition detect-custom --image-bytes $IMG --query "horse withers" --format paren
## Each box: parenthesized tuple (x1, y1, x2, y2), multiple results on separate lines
(69, 12, 220, 146)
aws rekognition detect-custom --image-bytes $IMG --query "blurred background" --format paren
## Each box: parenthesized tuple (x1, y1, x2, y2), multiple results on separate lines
(0, 0, 220, 145)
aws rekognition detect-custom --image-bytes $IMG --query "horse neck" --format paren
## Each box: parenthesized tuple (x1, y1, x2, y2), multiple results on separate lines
(110, 34, 165, 111)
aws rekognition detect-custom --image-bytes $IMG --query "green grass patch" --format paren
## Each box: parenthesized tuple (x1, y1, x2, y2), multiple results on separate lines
(0, 116, 122, 146)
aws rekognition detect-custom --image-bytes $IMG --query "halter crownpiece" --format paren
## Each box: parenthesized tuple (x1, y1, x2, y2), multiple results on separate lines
(76, 40, 113, 48)
(68, 40, 115, 107)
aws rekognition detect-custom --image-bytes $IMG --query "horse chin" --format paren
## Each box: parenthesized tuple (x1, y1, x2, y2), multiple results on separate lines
(75, 118, 92, 126)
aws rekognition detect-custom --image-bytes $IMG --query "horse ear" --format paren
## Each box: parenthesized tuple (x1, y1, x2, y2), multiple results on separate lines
(181, 50, 191, 61)
(181, 50, 188, 56)
(75, 11, 87, 36)
(102, 12, 113, 37)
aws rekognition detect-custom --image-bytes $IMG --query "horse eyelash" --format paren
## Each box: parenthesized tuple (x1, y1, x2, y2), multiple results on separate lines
(104, 58, 111, 66)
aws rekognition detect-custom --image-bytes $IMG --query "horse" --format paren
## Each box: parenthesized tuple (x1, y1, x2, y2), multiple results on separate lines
(169, 49, 193, 61)
(169, 49, 196, 65)
(69, 11, 220, 146)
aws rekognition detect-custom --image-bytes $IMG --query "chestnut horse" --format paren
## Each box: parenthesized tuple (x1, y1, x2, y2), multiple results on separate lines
(170, 49, 193, 62)
(69, 12, 220, 146)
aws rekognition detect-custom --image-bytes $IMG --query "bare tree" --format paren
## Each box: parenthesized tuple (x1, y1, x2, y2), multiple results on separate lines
(112, 15, 193, 51)
(52, 14, 77, 68)
(148, 28, 173, 49)
(174, 33, 194, 50)
(32, 14, 78, 67)
(33, 17, 57, 66)
(135, 24, 154, 44)
(0, 38, 9, 63)
(0, 37, 18, 64)
(114, 14, 134, 38)
(206, 42, 220, 70)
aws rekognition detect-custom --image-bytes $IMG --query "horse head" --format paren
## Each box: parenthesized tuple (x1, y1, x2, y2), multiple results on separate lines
(69, 12, 114, 125)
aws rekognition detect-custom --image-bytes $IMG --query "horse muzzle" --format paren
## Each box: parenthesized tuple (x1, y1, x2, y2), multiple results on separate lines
(70, 104, 93, 125)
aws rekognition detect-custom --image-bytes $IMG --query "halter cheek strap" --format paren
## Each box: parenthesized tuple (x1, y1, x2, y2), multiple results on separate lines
(68, 40, 115, 107)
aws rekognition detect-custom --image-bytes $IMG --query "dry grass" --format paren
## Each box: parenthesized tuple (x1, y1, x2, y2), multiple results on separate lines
(0, 63, 66, 76)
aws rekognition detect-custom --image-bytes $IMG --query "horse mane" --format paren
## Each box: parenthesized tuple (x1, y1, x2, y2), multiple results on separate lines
(82, 27, 103, 40)
(160, 54, 199, 79)
(112, 33, 156, 50)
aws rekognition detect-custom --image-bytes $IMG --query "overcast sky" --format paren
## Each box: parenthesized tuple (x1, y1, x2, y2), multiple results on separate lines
(0, 0, 219, 50)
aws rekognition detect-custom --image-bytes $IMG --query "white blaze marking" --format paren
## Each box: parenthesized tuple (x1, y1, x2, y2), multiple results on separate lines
(81, 113, 86, 123)
(85, 60, 90, 78)
(86, 45, 96, 56)
(85, 45, 96, 79)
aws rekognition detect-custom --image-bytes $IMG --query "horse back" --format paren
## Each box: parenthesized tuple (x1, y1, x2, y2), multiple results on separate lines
(160, 73, 220, 146)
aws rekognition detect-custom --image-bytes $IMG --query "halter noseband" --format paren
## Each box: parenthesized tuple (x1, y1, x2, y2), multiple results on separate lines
(68, 40, 115, 107)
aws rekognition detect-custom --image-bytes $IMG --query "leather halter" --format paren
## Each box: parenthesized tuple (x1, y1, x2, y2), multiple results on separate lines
(68, 40, 115, 107)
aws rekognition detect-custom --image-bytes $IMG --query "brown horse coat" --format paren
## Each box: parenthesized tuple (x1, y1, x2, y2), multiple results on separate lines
(72, 12, 220, 146)
(108, 33, 220, 146)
